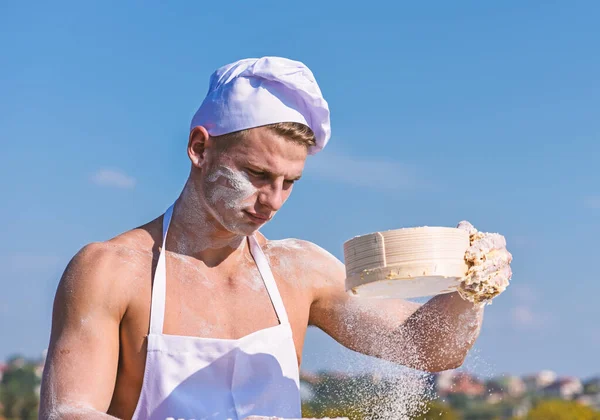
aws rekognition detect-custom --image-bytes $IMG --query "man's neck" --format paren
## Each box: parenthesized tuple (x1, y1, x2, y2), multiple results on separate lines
(166, 180, 246, 267)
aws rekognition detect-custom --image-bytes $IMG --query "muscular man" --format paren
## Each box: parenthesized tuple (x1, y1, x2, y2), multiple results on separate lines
(39, 57, 512, 420)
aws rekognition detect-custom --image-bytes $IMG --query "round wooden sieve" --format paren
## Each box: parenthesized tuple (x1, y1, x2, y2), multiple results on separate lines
(343, 227, 470, 299)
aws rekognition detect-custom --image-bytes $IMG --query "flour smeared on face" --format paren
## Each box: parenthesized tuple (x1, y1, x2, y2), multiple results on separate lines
(203, 165, 260, 235)
(207, 166, 257, 210)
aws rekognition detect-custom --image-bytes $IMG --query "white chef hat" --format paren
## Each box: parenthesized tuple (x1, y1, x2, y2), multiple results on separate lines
(190, 57, 331, 155)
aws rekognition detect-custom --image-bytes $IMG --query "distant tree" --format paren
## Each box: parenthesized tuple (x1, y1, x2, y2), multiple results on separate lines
(519, 399, 600, 420)
(462, 403, 505, 420)
(584, 380, 600, 395)
(412, 400, 460, 420)
(446, 393, 470, 411)
(0, 358, 40, 420)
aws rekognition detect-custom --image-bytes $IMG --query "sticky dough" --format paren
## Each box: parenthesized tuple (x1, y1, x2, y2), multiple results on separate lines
(457, 222, 513, 304)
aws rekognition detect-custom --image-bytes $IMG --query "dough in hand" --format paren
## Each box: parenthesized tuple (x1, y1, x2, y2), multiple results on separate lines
(457, 221, 513, 304)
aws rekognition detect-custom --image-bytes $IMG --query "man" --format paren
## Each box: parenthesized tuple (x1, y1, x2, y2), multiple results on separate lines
(39, 57, 512, 420)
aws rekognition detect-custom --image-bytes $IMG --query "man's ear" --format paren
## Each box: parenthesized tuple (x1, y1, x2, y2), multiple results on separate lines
(188, 126, 211, 168)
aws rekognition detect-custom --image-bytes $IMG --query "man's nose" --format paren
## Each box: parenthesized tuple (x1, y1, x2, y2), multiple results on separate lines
(258, 180, 285, 211)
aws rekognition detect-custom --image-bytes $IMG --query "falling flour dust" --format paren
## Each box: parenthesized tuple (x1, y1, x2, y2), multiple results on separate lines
(307, 296, 488, 419)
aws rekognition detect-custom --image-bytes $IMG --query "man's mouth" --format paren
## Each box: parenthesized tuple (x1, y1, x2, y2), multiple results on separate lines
(244, 211, 270, 223)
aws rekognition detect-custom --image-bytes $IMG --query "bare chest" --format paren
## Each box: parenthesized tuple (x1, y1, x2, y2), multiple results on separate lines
(163, 253, 291, 338)
(110, 251, 312, 417)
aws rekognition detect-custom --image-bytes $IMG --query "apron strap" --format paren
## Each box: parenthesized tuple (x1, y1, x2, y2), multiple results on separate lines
(248, 235, 290, 325)
(149, 204, 290, 334)
(149, 204, 174, 335)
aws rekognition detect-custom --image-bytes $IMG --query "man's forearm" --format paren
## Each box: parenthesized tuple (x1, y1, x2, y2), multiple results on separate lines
(39, 403, 120, 420)
(380, 292, 484, 372)
(38, 362, 120, 420)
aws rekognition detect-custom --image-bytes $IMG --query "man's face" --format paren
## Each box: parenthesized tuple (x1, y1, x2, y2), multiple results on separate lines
(200, 126, 308, 236)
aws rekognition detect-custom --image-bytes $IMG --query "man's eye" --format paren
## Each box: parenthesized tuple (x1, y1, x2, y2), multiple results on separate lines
(247, 169, 265, 178)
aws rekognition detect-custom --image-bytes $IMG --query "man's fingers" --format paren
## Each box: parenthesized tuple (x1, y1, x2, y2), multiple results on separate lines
(457, 220, 477, 236)
(466, 233, 508, 262)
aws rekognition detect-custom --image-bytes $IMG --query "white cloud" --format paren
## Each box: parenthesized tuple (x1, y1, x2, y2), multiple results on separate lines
(511, 284, 537, 304)
(509, 285, 550, 329)
(306, 152, 425, 191)
(91, 168, 136, 189)
(511, 306, 536, 327)
(584, 195, 600, 209)
(510, 302, 553, 330)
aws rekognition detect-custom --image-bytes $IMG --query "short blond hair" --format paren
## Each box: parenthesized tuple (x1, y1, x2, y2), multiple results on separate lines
(213, 122, 316, 152)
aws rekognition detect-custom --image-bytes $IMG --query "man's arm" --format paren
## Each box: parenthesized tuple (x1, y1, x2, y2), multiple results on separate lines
(39, 243, 127, 419)
(307, 244, 484, 373)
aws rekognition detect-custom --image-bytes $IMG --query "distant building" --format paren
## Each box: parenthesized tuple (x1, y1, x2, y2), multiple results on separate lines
(452, 373, 485, 397)
(579, 377, 600, 411)
(435, 370, 455, 395)
(505, 376, 526, 397)
(579, 394, 600, 411)
(435, 371, 484, 397)
(486, 375, 526, 398)
(541, 377, 583, 400)
(523, 370, 557, 391)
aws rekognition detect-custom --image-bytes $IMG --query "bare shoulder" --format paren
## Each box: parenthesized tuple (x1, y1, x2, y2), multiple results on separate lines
(261, 236, 346, 290)
(263, 237, 342, 266)
(56, 219, 161, 318)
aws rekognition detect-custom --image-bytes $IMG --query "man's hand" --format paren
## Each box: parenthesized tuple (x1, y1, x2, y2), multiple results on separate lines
(456, 221, 513, 304)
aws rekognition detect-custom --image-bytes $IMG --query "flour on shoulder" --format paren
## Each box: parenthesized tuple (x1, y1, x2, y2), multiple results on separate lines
(263, 238, 343, 287)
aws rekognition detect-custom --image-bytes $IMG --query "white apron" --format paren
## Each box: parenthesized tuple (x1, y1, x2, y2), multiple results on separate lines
(131, 205, 302, 420)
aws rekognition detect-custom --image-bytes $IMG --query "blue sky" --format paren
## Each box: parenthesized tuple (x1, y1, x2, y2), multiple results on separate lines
(1, 1, 599, 379)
